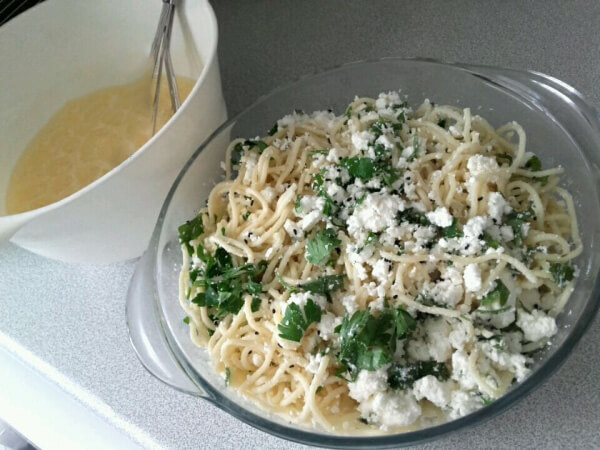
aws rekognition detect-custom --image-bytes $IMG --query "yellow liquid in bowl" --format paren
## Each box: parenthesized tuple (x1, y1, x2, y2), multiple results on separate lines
(5, 74, 195, 215)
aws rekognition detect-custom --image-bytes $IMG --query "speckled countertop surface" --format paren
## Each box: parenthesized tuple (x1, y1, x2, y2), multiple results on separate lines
(1, 1, 599, 449)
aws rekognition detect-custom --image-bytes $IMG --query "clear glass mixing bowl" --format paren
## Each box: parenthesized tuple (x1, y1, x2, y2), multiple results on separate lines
(126, 58, 600, 448)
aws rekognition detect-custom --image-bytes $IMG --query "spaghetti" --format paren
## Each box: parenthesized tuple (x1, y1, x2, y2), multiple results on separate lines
(177, 92, 581, 433)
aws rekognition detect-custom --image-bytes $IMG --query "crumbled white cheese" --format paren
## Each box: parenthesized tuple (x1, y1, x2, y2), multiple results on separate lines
(426, 206, 454, 228)
(479, 340, 530, 382)
(326, 183, 346, 203)
(467, 154, 500, 178)
(347, 367, 389, 403)
(351, 130, 374, 152)
(423, 267, 464, 308)
(451, 350, 477, 390)
(326, 147, 342, 163)
(358, 391, 422, 428)
(463, 264, 482, 293)
(369, 297, 385, 312)
(412, 375, 452, 408)
(448, 391, 481, 419)
(424, 318, 453, 362)
(487, 192, 512, 222)
(347, 193, 406, 235)
(371, 259, 391, 284)
(283, 219, 304, 239)
(299, 210, 322, 231)
(516, 309, 557, 342)
(448, 320, 472, 350)
(317, 313, 342, 341)
(284, 291, 327, 312)
(242, 151, 259, 183)
(341, 294, 358, 314)
(297, 195, 319, 216)
(306, 353, 324, 374)
(260, 186, 276, 203)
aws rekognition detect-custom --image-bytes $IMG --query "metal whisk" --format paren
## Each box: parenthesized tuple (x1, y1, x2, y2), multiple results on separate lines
(150, 0, 180, 135)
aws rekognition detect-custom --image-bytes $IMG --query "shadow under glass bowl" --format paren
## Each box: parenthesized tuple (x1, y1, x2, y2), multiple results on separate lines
(127, 58, 600, 448)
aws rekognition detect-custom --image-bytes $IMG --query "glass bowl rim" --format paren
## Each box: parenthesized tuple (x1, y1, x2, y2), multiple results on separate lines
(146, 57, 600, 448)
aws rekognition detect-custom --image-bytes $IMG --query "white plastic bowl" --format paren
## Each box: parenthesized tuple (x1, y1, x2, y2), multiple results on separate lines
(0, 0, 226, 263)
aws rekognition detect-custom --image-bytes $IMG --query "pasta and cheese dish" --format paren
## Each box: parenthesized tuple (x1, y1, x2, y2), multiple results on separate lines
(177, 91, 581, 433)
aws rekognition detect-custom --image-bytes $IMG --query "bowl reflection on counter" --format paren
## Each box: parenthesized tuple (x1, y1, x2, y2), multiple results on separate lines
(126, 59, 600, 448)
(0, 0, 225, 263)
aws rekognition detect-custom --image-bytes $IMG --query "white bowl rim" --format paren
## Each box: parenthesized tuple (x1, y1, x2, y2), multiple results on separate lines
(1, 0, 220, 220)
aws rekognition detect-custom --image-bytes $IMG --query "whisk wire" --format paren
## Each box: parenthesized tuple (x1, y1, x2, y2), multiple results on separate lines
(151, 0, 180, 135)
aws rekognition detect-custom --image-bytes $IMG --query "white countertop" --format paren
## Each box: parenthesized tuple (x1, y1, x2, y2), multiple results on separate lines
(2, 0, 600, 448)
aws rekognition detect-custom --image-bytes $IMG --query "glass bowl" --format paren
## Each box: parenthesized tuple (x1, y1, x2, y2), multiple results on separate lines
(126, 58, 600, 448)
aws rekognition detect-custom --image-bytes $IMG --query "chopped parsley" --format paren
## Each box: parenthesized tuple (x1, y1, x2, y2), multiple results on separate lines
(388, 360, 450, 390)
(341, 157, 376, 181)
(306, 229, 341, 265)
(178, 214, 204, 255)
(189, 247, 267, 322)
(408, 135, 420, 162)
(299, 274, 345, 302)
(278, 298, 322, 342)
(482, 231, 500, 249)
(524, 155, 547, 184)
(441, 218, 462, 238)
(276, 272, 300, 293)
(479, 280, 509, 308)
(336, 307, 417, 380)
(549, 262, 575, 286)
(183, 316, 190, 325)
(267, 123, 278, 136)
(294, 196, 303, 214)
(397, 208, 430, 227)
(505, 208, 534, 245)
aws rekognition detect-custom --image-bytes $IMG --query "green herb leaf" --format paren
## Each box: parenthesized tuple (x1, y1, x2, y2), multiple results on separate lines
(388, 361, 450, 390)
(505, 208, 535, 245)
(408, 135, 420, 162)
(392, 307, 417, 339)
(268, 123, 278, 136)
(178, 214, 204, 255)
(365, 232, 378, 247)
(278, 298, 322, 342)
(442, 218, 461, 238)
(299, 275, 345, 297)
(306, 229, 341, 266)
(294, 196, 303, 214)
(251, 297, 262, 312)
(225, 367, 231, 386)
(524, 155, 542, 172)
(524, 155, 548, 184)
(480, 280, 509, 307)
(276, 272, 300, 293)
(482, 231, 500, 249)
(480, 395, 494, 406)
(549, 263, 575, 286)
(337, 308, 414, 380)
(397, 208, 430, 227)
(341, 157, 376, 181)
(188, 247, 266, 322)
(337, 311, 392, 379)
(183, 317, 191, 325)
(242, 211, 251, 221)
